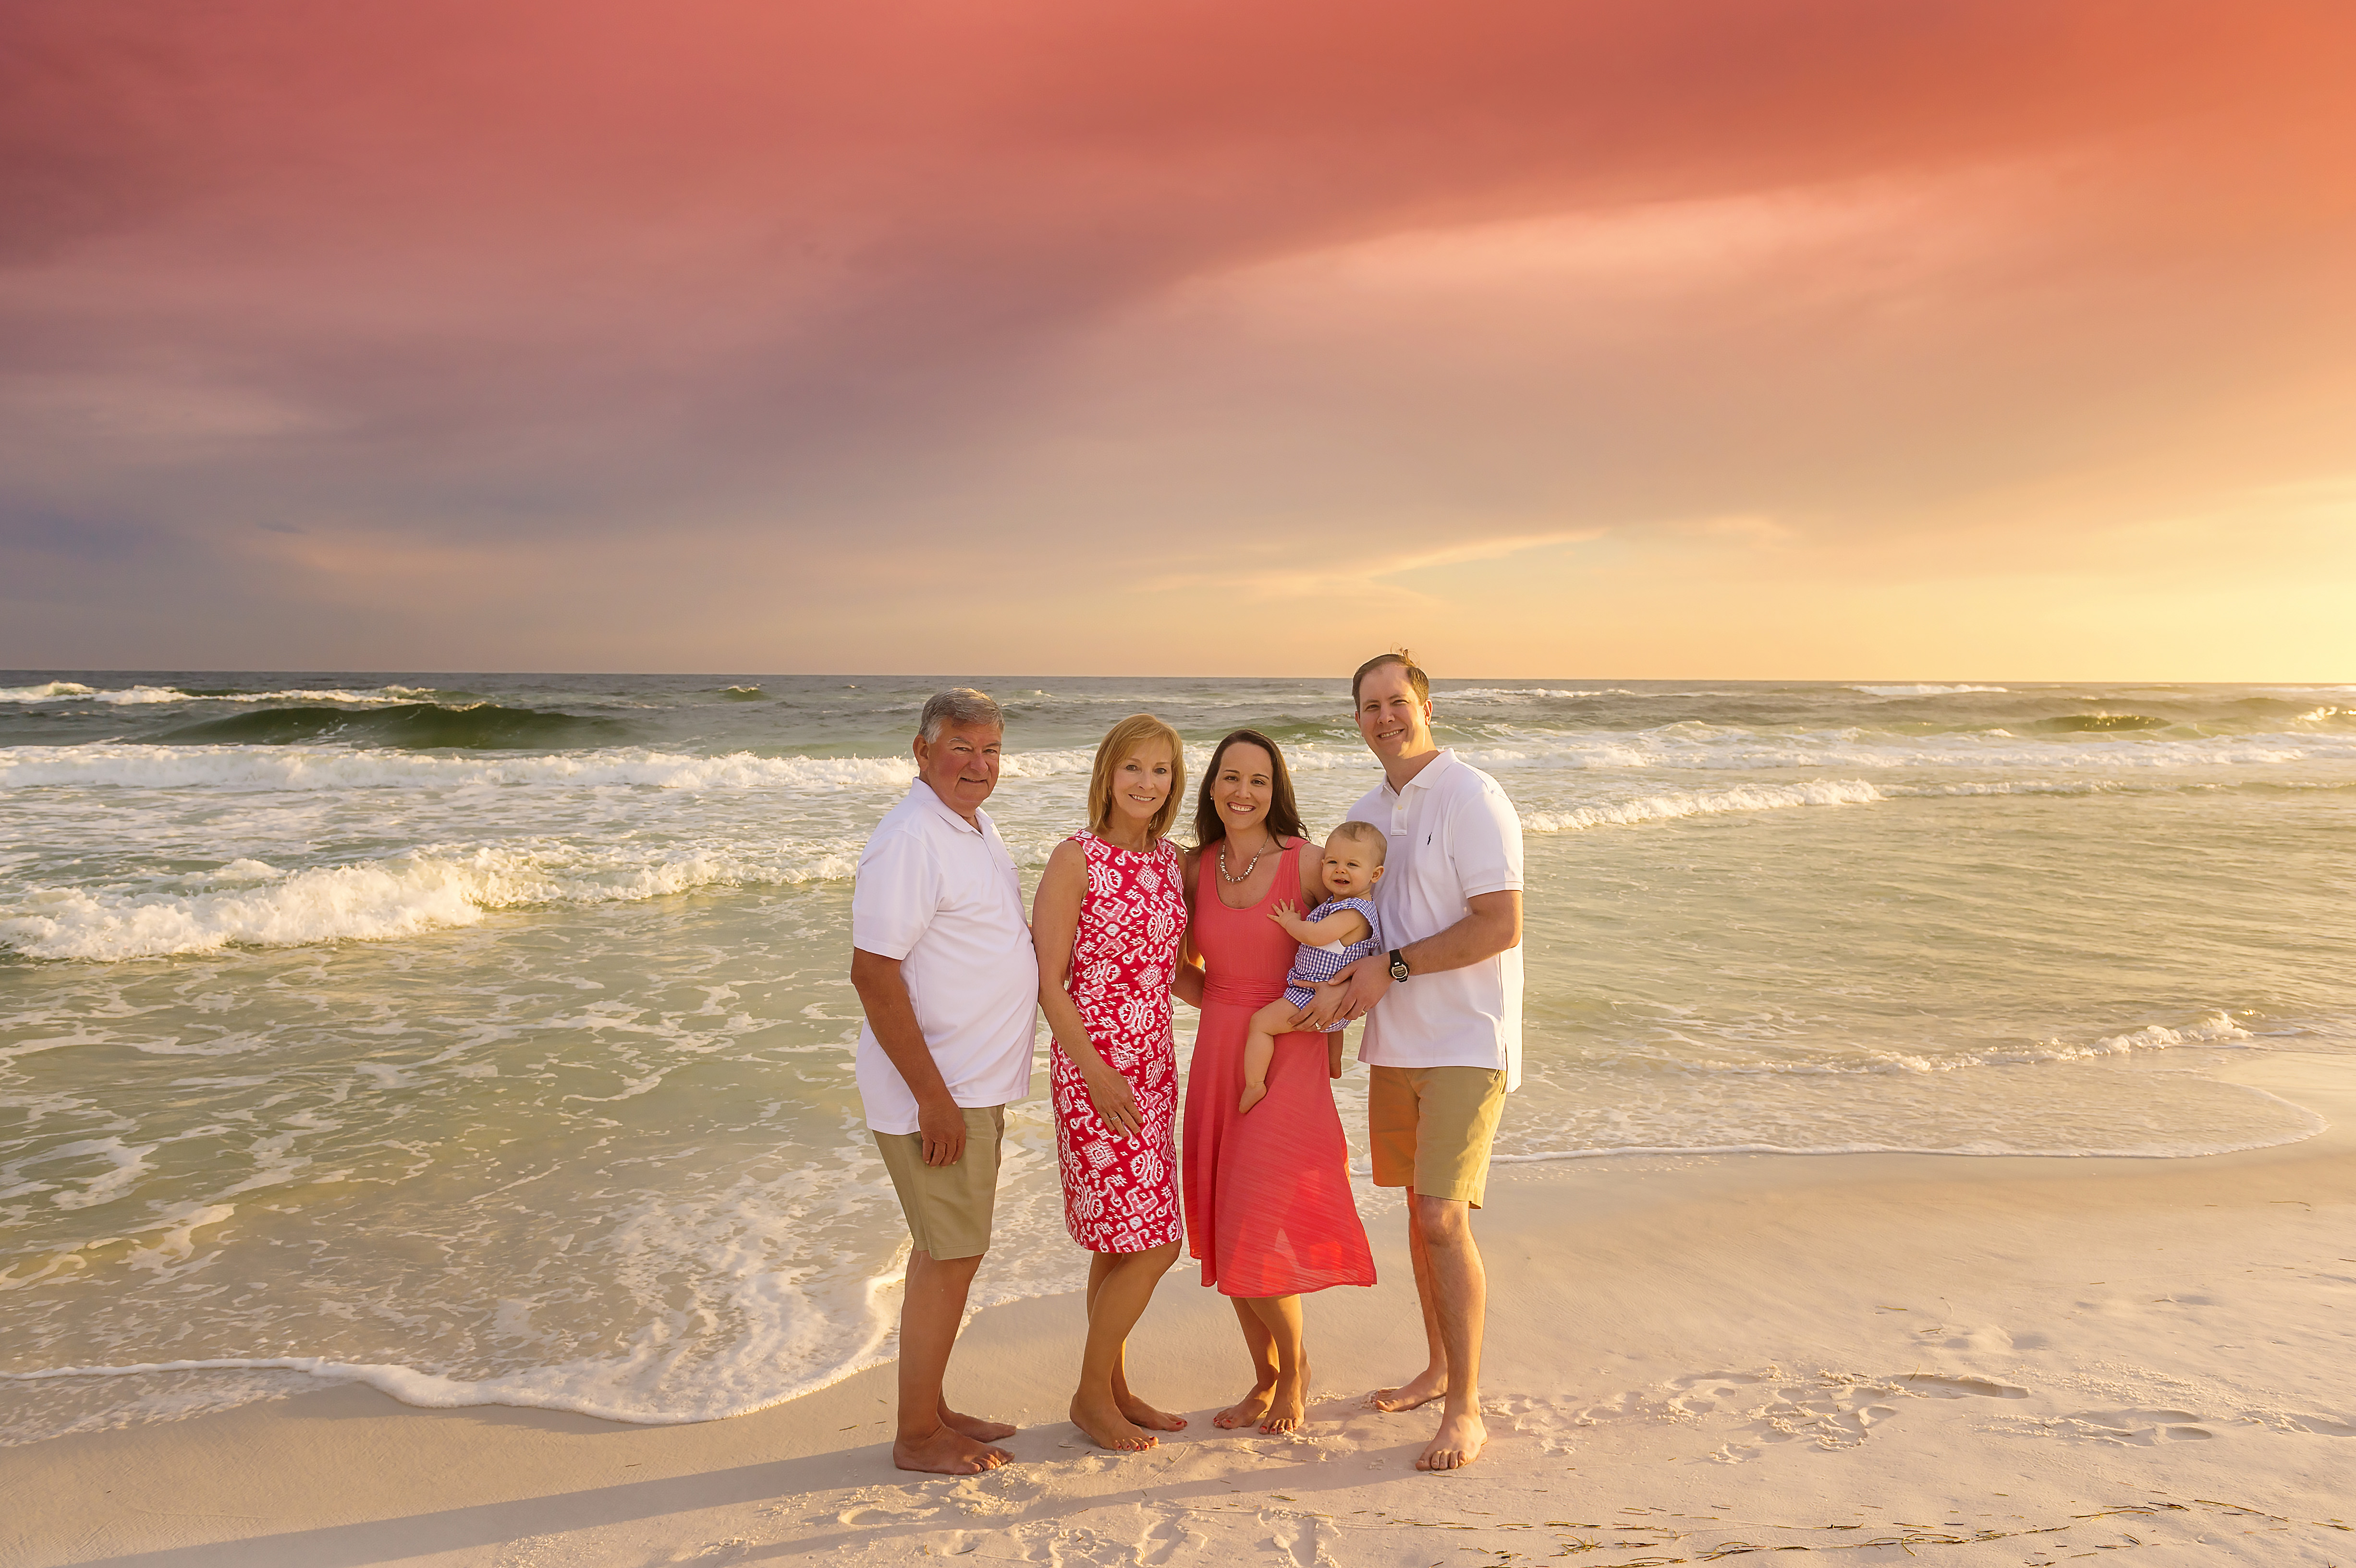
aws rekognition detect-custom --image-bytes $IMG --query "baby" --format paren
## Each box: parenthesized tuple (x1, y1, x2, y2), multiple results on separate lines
(1239, 820, 1386, 1114)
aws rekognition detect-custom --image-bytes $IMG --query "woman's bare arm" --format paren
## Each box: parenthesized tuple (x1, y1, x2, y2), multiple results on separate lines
(1172, 847, 1207, 1008)
(1033, 840, 1144, 1137)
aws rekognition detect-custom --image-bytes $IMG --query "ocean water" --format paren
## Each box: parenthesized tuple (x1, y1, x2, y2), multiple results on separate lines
(2, 673, 2352, 1442)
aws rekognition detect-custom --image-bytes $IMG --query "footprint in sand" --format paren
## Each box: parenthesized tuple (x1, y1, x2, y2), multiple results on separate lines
(2042, 1408, 2215, 1445)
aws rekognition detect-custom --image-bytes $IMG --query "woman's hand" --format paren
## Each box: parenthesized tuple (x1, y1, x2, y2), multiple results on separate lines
(1083, 1058, 1145, 1139)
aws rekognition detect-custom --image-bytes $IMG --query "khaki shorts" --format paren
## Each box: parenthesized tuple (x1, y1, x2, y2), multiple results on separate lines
(1367, 1066, 1506, 1208)
(873, 1105, 1005, 1261)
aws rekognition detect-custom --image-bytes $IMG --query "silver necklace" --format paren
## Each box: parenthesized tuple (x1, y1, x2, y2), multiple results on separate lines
(1218, 837, 1272, 884)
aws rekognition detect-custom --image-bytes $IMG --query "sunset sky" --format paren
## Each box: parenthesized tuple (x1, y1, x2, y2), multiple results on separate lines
(4, 0, 2352, 677)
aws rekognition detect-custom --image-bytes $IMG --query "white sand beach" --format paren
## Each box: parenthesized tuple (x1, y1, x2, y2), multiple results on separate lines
(5, 1050, 2349, 1567)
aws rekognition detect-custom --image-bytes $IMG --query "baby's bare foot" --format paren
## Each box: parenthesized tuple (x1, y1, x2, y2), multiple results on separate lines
(1237, 1082, 1268, 1114)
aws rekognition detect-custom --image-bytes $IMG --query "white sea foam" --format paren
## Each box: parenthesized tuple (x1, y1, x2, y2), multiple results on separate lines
(0, 743, 1101, 794)
(1525, 778, 1883, 832)
(8, 722, 2356, 798)
(1679, 1011, 2258, 1077)
(0, 839, 867, 961)
(1852, 683, 2009, 696)
(1443, 688, 1643, 702)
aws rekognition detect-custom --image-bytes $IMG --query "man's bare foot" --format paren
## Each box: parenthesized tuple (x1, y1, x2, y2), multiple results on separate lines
(1117, 1391, 1187, 1432)
(1212, 1382, 1275, 1429)
(1416, 1409, 1487, 1471)
(939, 1403, 1017, 1443)
(1368, 1366, 1447, 1413)
(1237, 1082, 1267, 1114)
(1070, 1393, 1158, 1452)
(1260, 1362, 1309, 1434)
(893, 1423, 1012, 1475)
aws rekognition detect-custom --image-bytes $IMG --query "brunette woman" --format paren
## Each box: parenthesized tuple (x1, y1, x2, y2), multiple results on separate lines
(1175, 729, 1375, 1433)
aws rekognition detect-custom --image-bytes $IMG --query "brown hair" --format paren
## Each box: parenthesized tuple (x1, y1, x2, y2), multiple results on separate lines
(1351, 648, 1431, 708)
(1328, 819, 1387, 860)
(1192, 728, 1307, 849)
(1086, 714, 1185, 840)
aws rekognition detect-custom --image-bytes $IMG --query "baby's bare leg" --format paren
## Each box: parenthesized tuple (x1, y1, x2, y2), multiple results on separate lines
(1239, 998, 1305, 1114)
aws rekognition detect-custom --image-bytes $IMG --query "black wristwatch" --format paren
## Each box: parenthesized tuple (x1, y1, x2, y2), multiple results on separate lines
(1388, 948, 1411, 982)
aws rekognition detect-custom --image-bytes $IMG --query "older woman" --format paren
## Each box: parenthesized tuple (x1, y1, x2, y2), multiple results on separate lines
(1177, 728, 1375, 1434)
(1033, 713, 1192, 1451)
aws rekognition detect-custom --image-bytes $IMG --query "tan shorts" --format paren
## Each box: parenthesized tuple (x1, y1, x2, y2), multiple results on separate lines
(872, 1105, 1005, 1261)
(1367, 1066, 1506, 1208)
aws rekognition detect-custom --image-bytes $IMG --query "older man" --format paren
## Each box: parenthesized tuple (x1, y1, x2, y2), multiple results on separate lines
(1312, 650, 1524, 1473)
(849, 687, 1037, 1475)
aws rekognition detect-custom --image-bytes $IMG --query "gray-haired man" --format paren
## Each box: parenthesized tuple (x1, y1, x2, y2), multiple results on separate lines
(849, 687, 1037, 1473)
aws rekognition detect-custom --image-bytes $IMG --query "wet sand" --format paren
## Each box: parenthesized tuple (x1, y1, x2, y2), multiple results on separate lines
(5, 1052, 2351, 1567)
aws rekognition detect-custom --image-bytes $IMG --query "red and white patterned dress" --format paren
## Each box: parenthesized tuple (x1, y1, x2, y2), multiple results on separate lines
(1051, 830, 1188, 1253)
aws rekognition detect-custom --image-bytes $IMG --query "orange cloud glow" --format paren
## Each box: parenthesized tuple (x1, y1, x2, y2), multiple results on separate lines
(3, 1, 2351, 675)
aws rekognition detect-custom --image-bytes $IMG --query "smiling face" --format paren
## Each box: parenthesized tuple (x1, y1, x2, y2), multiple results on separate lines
(1105, 741, 1174, 832)
(1355, 661, 1435, 762)
(912, 719, 1003, 820)
(1210, 740, 1276, 842)
(1321, 826, 1387, 899)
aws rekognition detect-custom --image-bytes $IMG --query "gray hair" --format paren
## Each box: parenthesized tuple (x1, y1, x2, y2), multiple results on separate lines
(918, 687, 1004, 743)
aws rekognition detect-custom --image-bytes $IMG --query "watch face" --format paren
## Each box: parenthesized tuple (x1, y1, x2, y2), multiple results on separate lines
(1389, 957, 1410, 981)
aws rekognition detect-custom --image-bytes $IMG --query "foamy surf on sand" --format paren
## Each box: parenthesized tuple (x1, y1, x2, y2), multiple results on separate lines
(2, 673, 2352, 1441)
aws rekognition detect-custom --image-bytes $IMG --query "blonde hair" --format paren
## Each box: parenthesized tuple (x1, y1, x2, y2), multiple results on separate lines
(1087, 714, 1186, 840)
(1329, 819, 1387, 860)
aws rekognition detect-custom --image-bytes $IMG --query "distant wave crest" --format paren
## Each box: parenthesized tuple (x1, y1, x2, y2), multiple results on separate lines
(0, 682, 433, 706)
(1852, 683, 2009, 696)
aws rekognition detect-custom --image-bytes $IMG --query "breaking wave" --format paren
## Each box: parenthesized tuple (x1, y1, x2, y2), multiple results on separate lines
(0, 840, 867, 961)
(148, 703, 623, 750)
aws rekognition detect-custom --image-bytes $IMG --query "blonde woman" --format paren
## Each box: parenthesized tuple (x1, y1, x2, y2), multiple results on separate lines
(1033, 714, 1192, 1452)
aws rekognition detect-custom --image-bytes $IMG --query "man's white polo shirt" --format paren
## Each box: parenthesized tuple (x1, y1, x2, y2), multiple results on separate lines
(1349, 748, 1526, 1090)
(851, 781, 1038, 1135)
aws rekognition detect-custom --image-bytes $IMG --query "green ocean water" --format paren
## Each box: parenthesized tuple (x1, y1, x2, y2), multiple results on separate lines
(2, 673, 2351, 1440)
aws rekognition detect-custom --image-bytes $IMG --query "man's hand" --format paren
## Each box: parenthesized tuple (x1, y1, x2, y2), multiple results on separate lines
(1301, 954, 1389, 1030)
(917, 1094, 968, 1167)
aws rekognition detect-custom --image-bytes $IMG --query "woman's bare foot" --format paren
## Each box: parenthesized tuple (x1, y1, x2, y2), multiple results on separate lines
(1212, 1382, 1275, 1429)
(1368, 1366, 1447, 1412)
(893, 1423, 1012, 1475)
(939, 1402, 1017, 1443)
(1070, 1392, 1158, 1452)
(1416, 1409, 1487, 1471)
(1260, 1362, 1309, 1434)
(1237, 1082, 1267, 1114)
(1117, 1391, 1188, 1432)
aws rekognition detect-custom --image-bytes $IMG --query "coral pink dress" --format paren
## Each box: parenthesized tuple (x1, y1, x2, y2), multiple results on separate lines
(1051, 831, 1187, 1254)
(1182, 841, 1375, 1297)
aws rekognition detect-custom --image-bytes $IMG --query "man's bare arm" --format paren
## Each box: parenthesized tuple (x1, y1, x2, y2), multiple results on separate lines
(1300, 890, 1522, 1030)
(850, 946, 967, 1167)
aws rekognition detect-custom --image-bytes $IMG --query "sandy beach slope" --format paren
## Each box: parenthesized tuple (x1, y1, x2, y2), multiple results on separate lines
(4, 1052, 2350, 1568)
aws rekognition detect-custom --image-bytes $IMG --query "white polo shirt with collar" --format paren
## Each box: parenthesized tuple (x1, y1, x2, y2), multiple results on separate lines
(1349, 748, 1526, 1091)
(850, 780, 1038, 1135)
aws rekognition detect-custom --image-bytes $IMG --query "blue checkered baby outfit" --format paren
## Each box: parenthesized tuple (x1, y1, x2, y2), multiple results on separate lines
(1282, 896, 1385, 1008)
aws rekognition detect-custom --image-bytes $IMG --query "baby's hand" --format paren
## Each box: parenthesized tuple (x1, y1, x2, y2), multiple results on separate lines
(1270, 899, 1300, 924)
